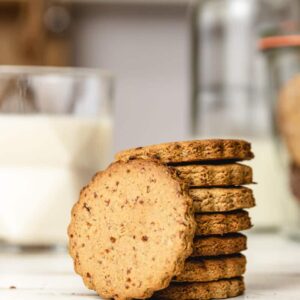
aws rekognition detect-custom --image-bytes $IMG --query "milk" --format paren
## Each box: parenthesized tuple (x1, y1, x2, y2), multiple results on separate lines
(248, 138, 288, 230)
(0, 115, 112, 246)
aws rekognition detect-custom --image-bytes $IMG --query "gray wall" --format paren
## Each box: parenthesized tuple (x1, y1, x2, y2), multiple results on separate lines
(72, 3, 193, 151)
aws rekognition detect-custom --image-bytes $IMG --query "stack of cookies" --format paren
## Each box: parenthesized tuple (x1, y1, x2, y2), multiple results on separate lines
(68, 139, 255, 300)
(115, 139, 255, 299)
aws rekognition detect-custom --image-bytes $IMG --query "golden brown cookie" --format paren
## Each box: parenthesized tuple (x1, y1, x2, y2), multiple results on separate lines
(153, 277, 245, 300)
(174, 254, 246, 282)
(190, 187, 255, 212)
(195, 211, 252, 236)
(192, 233, 247, 257)
(68, 159, 196, 300)
(174, 163, 253, 187)
(278, 74, 300, 166)
(115, 139, 254, 164)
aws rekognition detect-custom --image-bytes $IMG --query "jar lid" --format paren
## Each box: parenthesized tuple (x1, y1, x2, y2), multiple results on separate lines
(259, 35, 300, 50)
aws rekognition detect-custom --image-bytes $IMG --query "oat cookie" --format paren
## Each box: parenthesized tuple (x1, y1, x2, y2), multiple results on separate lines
(153, 277, 245, 300)
(278, 74, 300, 166)
(115, 139, 254, 164)
(174, 254, 246, 282)
(174, 163, 253, 187)
(68, 159, 196, 300)
(190, 187, 255, 212)
(195, 211, 252, 236)
(192, 233, 247, 257)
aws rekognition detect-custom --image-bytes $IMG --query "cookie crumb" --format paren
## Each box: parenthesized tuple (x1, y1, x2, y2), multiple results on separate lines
(142, 235, 149, 242)
(9, 286, 16, 289)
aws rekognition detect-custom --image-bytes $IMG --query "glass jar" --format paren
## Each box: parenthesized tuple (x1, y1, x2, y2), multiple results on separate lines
(260, 36, 300, 241)
(0, 66, 113, 250)
(193, 0, 286, 231)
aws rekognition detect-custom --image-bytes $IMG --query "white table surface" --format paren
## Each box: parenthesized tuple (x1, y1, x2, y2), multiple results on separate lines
(1, 233, 300, 300)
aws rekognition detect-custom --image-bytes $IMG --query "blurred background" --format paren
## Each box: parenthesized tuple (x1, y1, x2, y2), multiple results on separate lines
(1, 0, 300, 248)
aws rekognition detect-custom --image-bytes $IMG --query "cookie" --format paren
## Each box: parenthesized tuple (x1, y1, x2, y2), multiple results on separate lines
(115, 139, 254, 164)
(278, 74, 300, 166)
(174, 163, 253, 187)
(195, 211, 252, 236)
(290, 163, 300, 202)
(153, 277, 244, 300)
(68, 159, 196, 300)
(174, 254, 246, 282)
(190, 187, 255, 212)
(192, 233, 247, 257)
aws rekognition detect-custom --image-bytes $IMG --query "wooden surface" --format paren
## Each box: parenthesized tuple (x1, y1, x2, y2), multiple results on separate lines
(1, 233, 300, 299)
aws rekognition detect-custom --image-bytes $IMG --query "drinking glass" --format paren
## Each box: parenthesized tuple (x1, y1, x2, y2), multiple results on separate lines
(260, 37, 300, 241)
(0, 66, 113, 249)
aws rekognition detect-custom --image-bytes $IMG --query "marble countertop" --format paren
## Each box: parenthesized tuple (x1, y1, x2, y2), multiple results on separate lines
(1, 233, 300, 300)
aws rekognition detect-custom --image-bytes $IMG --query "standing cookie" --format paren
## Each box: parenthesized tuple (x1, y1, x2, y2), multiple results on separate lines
(68, 159, 196, 300)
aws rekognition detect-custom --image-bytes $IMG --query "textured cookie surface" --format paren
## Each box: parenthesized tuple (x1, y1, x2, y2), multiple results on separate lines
(174, 254, 246, 282)
(192, 233, 247, 257)
(190, 187, 255, 212)
(174, 163, 253, 187)
(68, 159, 196, 300)
(153, 278, 245, 300)
(278, 74, 300, 166)
(195, 211, 252, 236)
(115, 139, 254, 164)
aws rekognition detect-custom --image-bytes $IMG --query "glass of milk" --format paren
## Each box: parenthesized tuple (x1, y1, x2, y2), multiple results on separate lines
(0, 66, 113, 249)
(260, 36, 300, 241)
